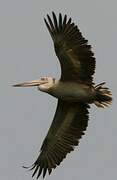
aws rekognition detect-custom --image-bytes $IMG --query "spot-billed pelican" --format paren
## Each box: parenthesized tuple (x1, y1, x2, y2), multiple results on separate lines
(13, 12, 112, 179)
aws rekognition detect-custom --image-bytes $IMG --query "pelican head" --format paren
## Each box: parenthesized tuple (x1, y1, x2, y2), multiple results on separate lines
(13, 76, 56, 92)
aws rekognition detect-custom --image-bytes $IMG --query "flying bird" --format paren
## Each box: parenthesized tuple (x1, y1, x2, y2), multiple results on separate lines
(13, 12, 112, 179)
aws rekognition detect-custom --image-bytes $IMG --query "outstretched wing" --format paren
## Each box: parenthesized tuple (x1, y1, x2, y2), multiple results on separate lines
(44, 12, 96, 84)
(27, 101, 89, 178)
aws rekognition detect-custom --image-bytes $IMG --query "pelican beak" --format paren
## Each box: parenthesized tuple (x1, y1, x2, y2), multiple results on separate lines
(13, 79, 47, 87)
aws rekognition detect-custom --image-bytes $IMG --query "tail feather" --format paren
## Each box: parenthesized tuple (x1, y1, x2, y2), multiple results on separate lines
(94, 82, 112, 108)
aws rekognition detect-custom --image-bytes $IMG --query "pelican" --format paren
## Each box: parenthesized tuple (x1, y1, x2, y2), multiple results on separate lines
(13, 12, 112, 179)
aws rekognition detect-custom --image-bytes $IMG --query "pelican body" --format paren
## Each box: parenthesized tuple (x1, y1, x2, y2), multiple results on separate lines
(14, 77, 110, 106)
(40, 79, 95, 103)
(14, 12, 112, 179)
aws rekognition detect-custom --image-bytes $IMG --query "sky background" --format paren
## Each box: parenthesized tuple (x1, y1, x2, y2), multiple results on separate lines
(0, 0, 117, 180)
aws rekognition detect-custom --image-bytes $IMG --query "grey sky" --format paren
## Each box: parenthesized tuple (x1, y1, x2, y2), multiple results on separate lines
(0, 0, 116, 180)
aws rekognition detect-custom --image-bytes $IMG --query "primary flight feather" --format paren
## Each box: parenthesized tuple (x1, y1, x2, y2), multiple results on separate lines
(14, 12, 112, 179)
(44, 12, 95, 83)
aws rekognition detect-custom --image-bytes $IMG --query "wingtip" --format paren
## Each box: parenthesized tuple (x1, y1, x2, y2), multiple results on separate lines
(52, 11, 57, 21)
(37, 167, 43, 179)
(43, 168, 47, 178)
(47, 14, 50, 19)
(48, 168, 52, 175)
(52, 11, 55, 16)
(22, 164, 36, 171)
(44, 17, 47, 24)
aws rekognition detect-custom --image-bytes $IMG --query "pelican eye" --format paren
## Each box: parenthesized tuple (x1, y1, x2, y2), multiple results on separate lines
(41, 77, 47, 80)
(53, 78, 56, 83)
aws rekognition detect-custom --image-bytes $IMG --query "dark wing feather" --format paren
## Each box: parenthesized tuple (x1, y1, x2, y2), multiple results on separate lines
(44, 12, 96, 84)
(28, 101, 89, 178)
